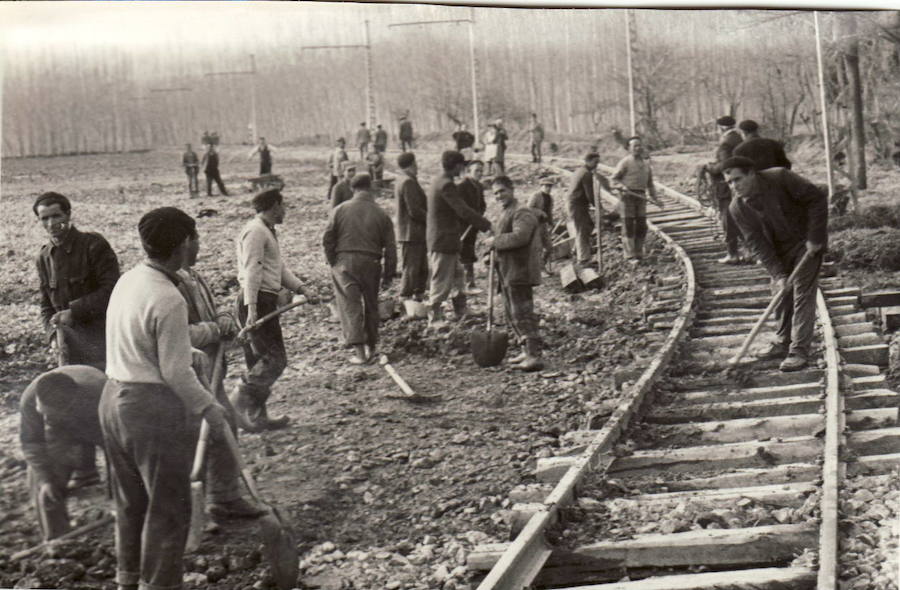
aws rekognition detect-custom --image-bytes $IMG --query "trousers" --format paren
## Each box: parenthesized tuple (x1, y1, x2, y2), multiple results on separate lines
(28, 439, 83, 541)
(399, 242, 428, 299)
(568, 201, 595, 265)
(100, 380, 197, 590)
(185, 167, 199, 194)
(531, 141, 542, 163)
(620, 193, 648, 259)
(428, 251, 466, 313)
(236, 291, 287, 405)
(205, 171, 228, 196)
(331, 252, 382, 347)
(775, 248, 822, 358)
(715, 191, 740, 257)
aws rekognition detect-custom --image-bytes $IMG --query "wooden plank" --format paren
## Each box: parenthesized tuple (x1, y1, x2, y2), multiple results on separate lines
(860, 289, 900, 308)
(623, 482, 816, 508)
(844, 363, 883, 376)
(674, 381, 822, 404)
(831, 312, 868, 325)
(656, 463, 821, 491)
(842, 344, 889, 366)
(835, 322, 877, 338)
(838, 333, 883, 347)
(563, 567, 815, 589)
(608, 437, 823, 476)
(849, 452, 900, 476)
(648, 413, 825, 445)
(848, 427, 900, 456)
(560, 262, 582, 291)
(644, 395, 825, 423)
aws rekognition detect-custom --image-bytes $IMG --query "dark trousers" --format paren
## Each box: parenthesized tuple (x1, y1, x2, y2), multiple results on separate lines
(568, 201, 595, 265)
(715, 192, 740, 257)
(236, 291, 287, 405)
(775, 248, 822, 358)
(100, 380, 197, 590)
(260, 162, 272, 175)
(328, 175, 339, 201)
(57, 324, 102, 481)
(331, 252, 382, 347)
(531, 141, 542, 163)
(460, 228, 479, 265)
(206, 170, 228, 196)
(401, 139, 413, 151)
(620, 193, 648, 259)
(399, 242, 428, 299)
(28, 439, 83, 541)
(185, 167, 199, 193)
(502, 283, 541, 354)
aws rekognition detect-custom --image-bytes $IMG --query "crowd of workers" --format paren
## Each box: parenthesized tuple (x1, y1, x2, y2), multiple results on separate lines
(17, 107, 826, 590)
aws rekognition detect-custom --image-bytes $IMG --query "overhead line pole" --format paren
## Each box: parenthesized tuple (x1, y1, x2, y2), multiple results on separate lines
(814, 11, 835, 201)
(390, 9, 480, 145)
(624, 9, 637, 136)
(205, 54, 258, 143)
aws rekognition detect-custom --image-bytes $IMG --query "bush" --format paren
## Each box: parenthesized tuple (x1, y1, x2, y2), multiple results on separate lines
(829, 204, 900, 232)
(829, 227, 900, 271)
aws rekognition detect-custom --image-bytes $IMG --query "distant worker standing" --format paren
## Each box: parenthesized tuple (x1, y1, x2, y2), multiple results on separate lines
(530, 113, 545, 163)
(733, 120, 792, 172)
(426, 151, 492, 327)
(528, 174, 556, 266)
(399, 115, 414, 152)
(327, 138, 349, 201)
(458, 160, 487, 292)
(723, 156, 827, 372)
(356, 122, 371, 160)
(484, 176, 545, 371)
(490, 119, 509, 176)
(247, 137, 276, 176)
(567, 152, 610, 268)
(367, 149, 385, 188)
(611, 136, 662, 262)
(373, 124, 388, 153)
(182, 143, 200, 195)
(323, 173, 397, 365)
(395, 152, 429, 302)
(705, 115, 743, 264)
(330, 162, 358, 209)
(202, 143, 229, 197)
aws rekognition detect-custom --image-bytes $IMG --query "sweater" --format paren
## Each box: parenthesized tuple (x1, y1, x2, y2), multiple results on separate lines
(426, 173, 491, 253)
(236, 216, 303, 305)
(395, 173, 428, 243)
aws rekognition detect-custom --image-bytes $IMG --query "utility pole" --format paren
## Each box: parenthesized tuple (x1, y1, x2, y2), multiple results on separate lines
(302, 21, 375, 129)
(205, 54, 258, 143)
(390, 9, 481, 144)
(625, 9, 637, 136)
(814, 11, 835, 202)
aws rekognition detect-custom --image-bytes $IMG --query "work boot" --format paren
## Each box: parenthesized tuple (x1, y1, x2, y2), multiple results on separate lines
(514, 338, 544, 372)
(451, 294, 468, 321)
(718, 254, 741, 265)
(259, 405, 290, 430)
(207, 497, 266, 520)
(759, 340, 790, 360)
(508, 349, 527, 364)
(427, 304, 448, 329)
(229, 384, 264, 433)
(779, 354, 808, 372)
(67, 471, 101, 491)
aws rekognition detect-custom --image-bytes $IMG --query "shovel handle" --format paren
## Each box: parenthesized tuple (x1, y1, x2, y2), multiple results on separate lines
(487, 250, 495, 333)
(12, 512, 114, 562)
(728, 250, 815, 367)
(190, 345, 225, 481)
(219, 425, 262, 500)
(380, 356, 417, 397)
(238, 299, 307, 340)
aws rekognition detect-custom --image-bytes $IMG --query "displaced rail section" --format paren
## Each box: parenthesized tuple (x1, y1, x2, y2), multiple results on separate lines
(468, 159, 899, 589)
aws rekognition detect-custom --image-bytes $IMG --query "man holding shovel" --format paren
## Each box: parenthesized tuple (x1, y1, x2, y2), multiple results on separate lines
(102, 206, 230, 590)
(724, 156, 828, 372)
(484, 176, 545, 371)
(232, 189, 310, 431)
(323, 173, 397, 365)
(611, 136, 662, 263)
(459, 159, 487, 293)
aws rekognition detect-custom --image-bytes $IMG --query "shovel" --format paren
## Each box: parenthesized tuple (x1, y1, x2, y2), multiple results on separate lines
(471, 250, 509, 367)
(379, 354, 441, 402)
(186, 345, 226, 553)
(727, 250, 816, 369)
(220, 426, 299, 590)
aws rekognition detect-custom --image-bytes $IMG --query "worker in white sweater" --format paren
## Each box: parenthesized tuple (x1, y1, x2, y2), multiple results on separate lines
(101, 206, 229, 590)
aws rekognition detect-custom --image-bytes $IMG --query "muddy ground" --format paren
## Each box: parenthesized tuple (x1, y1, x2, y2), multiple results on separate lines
(0, 146, 683, 589)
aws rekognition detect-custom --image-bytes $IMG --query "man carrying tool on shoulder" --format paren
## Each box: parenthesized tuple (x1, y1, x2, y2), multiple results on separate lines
(323, 173, 397, 365)
(101, 206, 231, 590)
(484, 176, 544, 371)
(567, 151, 610, 269)
(19, 366, 106, 541)
(611, 136, 662, 263)
(178, 227, 264, 519)
(232, 189, 311, 432)
(723, 156, 828, 372)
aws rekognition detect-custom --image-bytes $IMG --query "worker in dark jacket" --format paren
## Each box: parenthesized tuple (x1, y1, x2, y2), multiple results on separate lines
(458, 160, 487, 292)
(323, 173, 397, 364)
(399, 115, 414, 152)
(19, 366, 106, 541)
(330, 162, 357, 209)
(202, 144, 229, 196)
(528, 175, 556, 267)
(395, 152, 428, 301)
(724, 156, 828, 372)
(734, 120, 792, 172)
(426, 150, 492, 327)
(34, 191, 119, 489)
(182, 143, 200, 195)
(485, 176, 544, 371)
(705, 115, 743, 264)
(567, 152, 610, 267)
(373, 124, 388, 153)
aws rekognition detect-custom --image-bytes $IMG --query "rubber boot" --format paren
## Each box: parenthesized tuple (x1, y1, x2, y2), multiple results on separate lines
(228, 383, 264, 433)
(259, 404, 290, 430)
(451, 293, 468, 320)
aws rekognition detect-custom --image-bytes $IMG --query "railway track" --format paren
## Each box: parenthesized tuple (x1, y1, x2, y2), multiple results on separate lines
(466, 158, 899, 589)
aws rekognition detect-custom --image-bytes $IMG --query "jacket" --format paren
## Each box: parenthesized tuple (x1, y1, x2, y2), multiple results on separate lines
(729, 168, 828, 279)
(733, 137, 792, 171)
(494, 203, 543, 287)
(330, 179, 354, 209)
(323, 192, 397, 279)
(567, 165, 596, 209)
(395, 173, 427, 243)
(426, 174, 491, 253)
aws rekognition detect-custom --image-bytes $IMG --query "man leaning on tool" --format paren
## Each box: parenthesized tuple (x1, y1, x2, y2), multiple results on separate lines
(484, 175, 545, 371)
(34, 191, 119, 490)
(177, 228, 264, 519)
(426, 150, 492, 327)
(323, 173, 397, 365)
(611, 136, 662, 263)
(232, 189, 310, 431)
(705, 115, 744, 264)
(101, 207, 230, 590)
(19, 366, 106, 541)
(723, 156, 828, 372)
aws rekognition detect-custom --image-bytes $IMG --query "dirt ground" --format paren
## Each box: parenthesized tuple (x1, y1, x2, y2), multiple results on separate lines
(0, 146, 682, 589)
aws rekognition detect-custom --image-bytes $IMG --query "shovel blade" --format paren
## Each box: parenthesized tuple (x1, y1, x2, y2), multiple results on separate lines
(471, 330, 509, 367)
(185, 481, 204, 553)
(258, 505, 299, 590)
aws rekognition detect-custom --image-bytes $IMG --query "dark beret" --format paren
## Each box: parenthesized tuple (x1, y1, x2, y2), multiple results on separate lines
(584, 152, 600, 161)
(716, 115, 736, 127)
(252, 189, 283, 212)
(33, 192, 71, 216)
(721, 156, 756, 172)
(441, 150, 465, 171)
(138, 207, 196, 260)
(397, 152, 416, 168)
(738, 119, 759, 132)
(350, 173, 371, 190)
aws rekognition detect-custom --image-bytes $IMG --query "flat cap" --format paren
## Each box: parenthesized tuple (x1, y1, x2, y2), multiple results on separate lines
(397, 152, 416, 168)
(350, 173, 371, 190)
(139, 207, 196, 259)
(738, 119, 759, 133)
(721, 156, 756, 171)
(716, 115, 736, 127)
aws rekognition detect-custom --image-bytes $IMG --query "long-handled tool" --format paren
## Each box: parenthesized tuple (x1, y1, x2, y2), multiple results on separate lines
(11, 512, 115, 562)
(471, 250, 509, 367)
(727, 250, 816, 369)
(594, 192, 604, 276)
(220, 427, 299, 590)
(237, 298, 309, 341)
(379, 354, 440, 401)
(186, 345, 226, 553)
